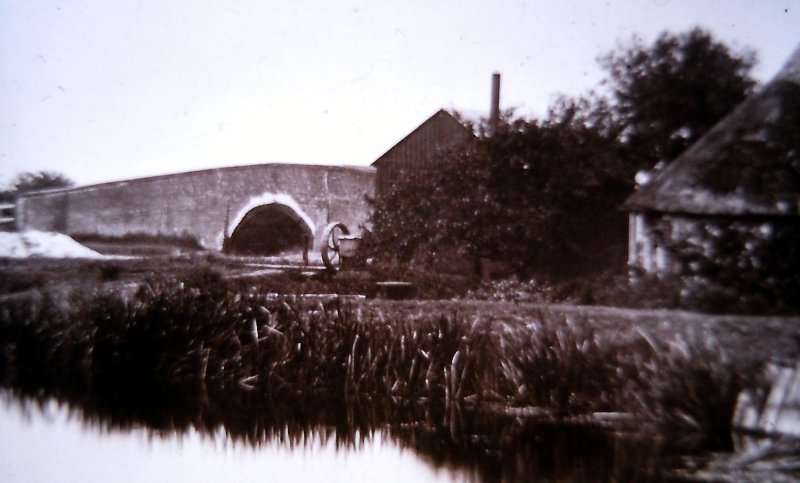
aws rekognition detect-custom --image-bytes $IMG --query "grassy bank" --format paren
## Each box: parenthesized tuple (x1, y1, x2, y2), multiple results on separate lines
(0, 256, 479, 300)
(2, 273, 793, 452)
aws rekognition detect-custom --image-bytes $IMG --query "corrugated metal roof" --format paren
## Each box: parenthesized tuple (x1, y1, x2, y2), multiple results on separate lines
(624, 43, 800, 216)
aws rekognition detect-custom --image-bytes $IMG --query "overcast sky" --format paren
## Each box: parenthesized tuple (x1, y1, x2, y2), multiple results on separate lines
(1, 0, 798, 187)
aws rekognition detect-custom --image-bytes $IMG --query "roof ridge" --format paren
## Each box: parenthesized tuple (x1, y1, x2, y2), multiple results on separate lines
(371, 109, 472, 166)
(622, 44, 800, 216)
(774, 43, 800, 85)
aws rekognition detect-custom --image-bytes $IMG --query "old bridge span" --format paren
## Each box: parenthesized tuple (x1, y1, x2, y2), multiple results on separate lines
(16, 163, 374, 257)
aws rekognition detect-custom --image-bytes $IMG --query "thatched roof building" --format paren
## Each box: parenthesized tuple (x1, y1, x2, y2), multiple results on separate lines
(625, 44, 800, 217)
(624, 44, 800, 311)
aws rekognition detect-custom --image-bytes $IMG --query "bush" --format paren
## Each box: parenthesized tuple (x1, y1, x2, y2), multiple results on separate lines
(98, 264, 124, 281)
(181, 266, 230, 294)
(360, 113, 633, 281)
(467, 268, 800, 315)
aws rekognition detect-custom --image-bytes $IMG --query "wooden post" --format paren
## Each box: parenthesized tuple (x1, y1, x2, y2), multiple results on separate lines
(302, 233, 309, 265)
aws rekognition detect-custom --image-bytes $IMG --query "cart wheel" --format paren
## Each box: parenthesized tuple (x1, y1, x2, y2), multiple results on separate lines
(322, 222, 350, 274)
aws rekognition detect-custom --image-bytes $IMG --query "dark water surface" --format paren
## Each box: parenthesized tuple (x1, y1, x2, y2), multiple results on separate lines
(0, 392, 678, 482)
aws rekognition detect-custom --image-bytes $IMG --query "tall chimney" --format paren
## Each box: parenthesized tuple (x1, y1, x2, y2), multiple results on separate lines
(489, 72, 501, 135)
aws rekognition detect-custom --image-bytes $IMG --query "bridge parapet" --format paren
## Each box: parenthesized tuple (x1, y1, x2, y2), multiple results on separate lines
(16, 163, 375, 256)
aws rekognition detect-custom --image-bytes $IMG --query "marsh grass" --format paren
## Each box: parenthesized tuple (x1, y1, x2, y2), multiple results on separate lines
(493, 313, 622, 414)
(470, 270, 800, 315)
(0, 274, 760, 451)
(618, 327, 745, 449)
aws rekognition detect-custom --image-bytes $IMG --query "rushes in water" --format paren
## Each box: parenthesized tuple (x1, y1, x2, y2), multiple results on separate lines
(0, 277, 753, 445)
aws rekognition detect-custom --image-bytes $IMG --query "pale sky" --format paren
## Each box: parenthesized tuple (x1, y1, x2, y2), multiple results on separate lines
(1, 0, 798, 187)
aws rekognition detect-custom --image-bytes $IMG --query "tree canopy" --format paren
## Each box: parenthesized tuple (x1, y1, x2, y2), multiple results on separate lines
(599, 27, 756, 167)
(361, 111, 632, 278)
(362, 28, 759, 280)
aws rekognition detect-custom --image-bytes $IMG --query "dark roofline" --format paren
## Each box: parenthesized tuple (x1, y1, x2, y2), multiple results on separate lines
(371, 109, 474, 166)
(18, 162, 375, 199)
(623, 79, 800, 217)
(622, 39, 800, 217)
(623, 43, 800, 216)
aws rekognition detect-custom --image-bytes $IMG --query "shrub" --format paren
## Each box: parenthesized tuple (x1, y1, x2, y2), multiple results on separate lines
(360, 114, 632, 281)
(98, 264, 124, 281)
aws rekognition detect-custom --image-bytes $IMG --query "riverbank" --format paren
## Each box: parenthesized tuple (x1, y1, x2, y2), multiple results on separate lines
(0, 282, 796, 426)
(1, 257, 798, 479)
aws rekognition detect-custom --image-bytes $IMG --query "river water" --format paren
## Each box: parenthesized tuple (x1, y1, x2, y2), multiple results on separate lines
(0, 397, 470, 482)
(0, 392, 681, 482)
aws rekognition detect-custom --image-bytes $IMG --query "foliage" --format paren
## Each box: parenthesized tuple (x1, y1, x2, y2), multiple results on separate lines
(467, 265, 800, 316)
(361, 28, 758, 284)
(0, 171, 74, 202)
(620, 328, 744, 448)
(361, 111, 632, 279)
(599, 27, 756, 167)
(637, 218, 800, 314)
(98, 264, 124, 282)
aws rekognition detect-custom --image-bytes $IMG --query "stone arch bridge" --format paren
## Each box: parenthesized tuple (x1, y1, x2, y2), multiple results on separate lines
(15, 163, 374, 259)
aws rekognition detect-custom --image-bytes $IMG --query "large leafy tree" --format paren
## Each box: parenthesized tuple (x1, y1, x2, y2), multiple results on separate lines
(483, 107, 632, 277)
(599, 27, 756, 167)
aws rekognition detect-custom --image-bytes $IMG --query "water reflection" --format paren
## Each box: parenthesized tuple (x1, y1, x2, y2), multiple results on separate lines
(1, 391, 675, 482)
(0, 396, 467, 483)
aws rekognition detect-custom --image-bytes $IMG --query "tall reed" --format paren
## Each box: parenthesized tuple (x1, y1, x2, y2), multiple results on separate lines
(0, 275, 756, 448)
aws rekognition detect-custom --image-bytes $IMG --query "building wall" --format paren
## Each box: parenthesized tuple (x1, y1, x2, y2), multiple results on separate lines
(0, 203, 15, 232)
(629, 211, 799, 284)
(16, 164, 375, 252)
(374, 111, 472, 196)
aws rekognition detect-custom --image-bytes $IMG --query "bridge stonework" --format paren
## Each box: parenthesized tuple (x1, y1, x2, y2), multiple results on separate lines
(16, 163, 375, 254)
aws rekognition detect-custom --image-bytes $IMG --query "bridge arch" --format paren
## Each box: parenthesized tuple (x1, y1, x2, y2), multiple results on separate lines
(224, 194, 315, 256)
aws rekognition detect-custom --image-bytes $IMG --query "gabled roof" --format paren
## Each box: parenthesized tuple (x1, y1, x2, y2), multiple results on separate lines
(624, 44, 800, 216)
(371, 109, 475, 166)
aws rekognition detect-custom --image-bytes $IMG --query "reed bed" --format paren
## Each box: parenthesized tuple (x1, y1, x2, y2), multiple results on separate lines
(0, 275, 756, 448)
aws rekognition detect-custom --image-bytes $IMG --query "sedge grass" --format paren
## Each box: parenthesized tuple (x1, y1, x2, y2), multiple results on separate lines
(0, 276, 763, 449)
